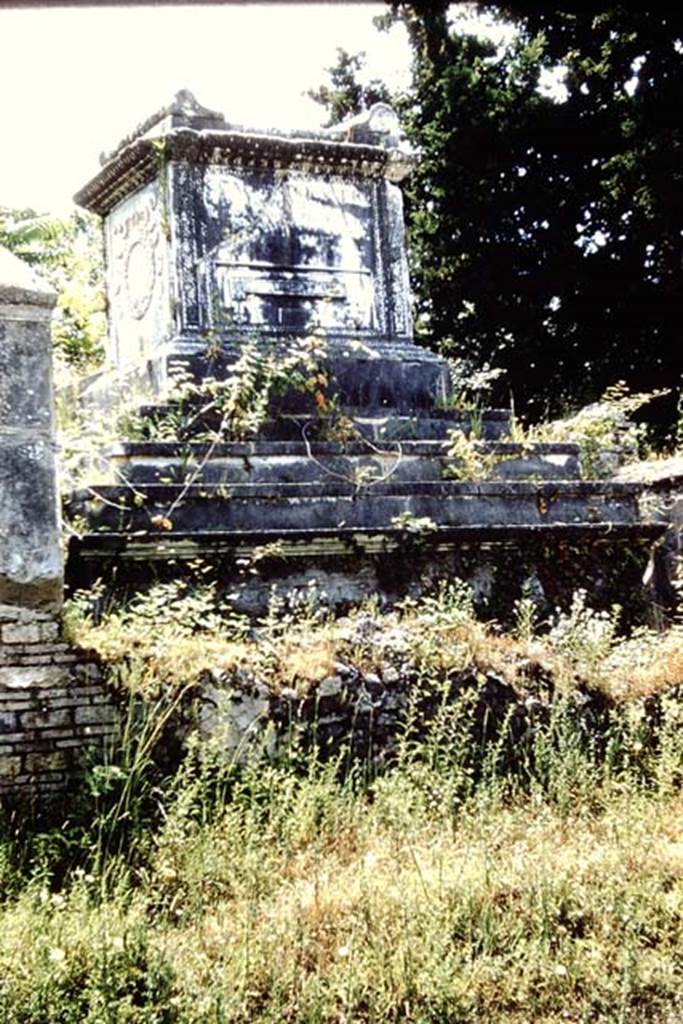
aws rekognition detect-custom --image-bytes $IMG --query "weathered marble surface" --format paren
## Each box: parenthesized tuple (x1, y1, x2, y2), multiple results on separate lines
(104, 180, 171, 369)
(0, 248, 62, 611)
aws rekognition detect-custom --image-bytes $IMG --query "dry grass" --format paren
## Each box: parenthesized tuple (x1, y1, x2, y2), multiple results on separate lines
(24, 578, 683, 1020)
(275, 635, 339, 692)
(601, 622, 683, 701)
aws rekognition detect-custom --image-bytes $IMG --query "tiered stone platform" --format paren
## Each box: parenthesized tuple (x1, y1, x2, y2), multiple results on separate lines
(66, 405, 662, 619)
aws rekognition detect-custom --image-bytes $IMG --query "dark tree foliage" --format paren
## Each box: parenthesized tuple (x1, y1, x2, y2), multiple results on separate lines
(391, 3, 563, 416)
(312, 6, 683, 426)
(473, 4, 683, 421)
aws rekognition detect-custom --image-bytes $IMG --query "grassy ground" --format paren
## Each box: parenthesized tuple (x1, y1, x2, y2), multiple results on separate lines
(3, 585, 683, 1022)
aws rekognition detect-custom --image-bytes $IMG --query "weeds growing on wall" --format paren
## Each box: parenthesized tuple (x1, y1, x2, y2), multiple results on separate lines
(514, 381, 671, 479)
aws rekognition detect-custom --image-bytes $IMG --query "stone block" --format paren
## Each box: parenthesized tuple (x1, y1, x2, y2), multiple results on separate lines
(39, 621, 60, 642)
(45, 697, 80, 711)
(40, 727, 80, 740)
(23, 751, 67, 774)
(0, 665, 69, 690)
(20, 707, 72, 730)
(0, 439, 63, 612)
(0, 754, 21, 778)
(0, 604, 53, 623)
(74, 704, 118, 726)
(1, 621, 41, 644)
(0, 697, 32, 711)
(0, 713, 17, 735)
(0, 315, 53, 431)
(4, 645, 56, 659)
(90, 693, 113, 704)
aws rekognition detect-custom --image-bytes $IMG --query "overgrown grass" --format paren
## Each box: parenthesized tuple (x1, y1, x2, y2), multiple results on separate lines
(4, 735, 683, 1022)
(4, 583, 683, 1021)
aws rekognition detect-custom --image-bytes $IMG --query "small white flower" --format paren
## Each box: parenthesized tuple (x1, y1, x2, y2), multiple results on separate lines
(337, 945, 351, 959)
(49, 947, 66, 963)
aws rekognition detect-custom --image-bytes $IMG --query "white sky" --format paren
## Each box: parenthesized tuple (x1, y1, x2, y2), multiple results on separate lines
(0, 3, 412, 214)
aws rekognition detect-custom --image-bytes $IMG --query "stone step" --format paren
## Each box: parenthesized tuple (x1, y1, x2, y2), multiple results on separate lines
(67, 479, 641, 535)
(107, 440, 582, 486)
(133, 407, 513, 442)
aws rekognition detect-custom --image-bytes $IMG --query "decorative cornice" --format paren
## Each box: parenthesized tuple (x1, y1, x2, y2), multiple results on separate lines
(75, 141, 160, 217)
(75, 91, 415, 217)
(99, 89, 225, 166)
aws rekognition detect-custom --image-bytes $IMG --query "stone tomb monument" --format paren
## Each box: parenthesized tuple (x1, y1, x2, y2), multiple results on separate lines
(0, 94, 668, 798)
(76, 89, 448, 411)
(68, 92, 662, 616)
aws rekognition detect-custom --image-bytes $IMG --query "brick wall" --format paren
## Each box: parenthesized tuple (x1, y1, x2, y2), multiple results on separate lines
(0, 604, 118, 798)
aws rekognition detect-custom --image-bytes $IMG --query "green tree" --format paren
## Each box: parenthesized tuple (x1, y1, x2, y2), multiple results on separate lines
(0, 207, 105, 369)
(391, 4, 562, 415)
(307, 47, 393, 126)
(486, 5, 683, 423)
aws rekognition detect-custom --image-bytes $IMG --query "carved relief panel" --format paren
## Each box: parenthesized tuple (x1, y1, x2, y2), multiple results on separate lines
(195, 167, 387, 338)
(105, 182, 171, 367)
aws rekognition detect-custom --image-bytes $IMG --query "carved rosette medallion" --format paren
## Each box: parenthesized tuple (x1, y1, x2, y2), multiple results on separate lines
(125, 238, 157, 319)
(110, 189, 162, 322)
